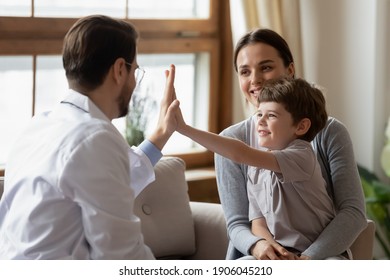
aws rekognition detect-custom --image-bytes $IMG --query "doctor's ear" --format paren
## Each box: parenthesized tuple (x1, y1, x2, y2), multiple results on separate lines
(112, 58, 128, 84)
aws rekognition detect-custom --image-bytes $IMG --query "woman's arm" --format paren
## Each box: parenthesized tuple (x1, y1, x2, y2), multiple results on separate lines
(302, 117, 367, 259)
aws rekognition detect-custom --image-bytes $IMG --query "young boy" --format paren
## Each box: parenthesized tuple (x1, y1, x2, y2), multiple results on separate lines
(176, 77, 337, 259)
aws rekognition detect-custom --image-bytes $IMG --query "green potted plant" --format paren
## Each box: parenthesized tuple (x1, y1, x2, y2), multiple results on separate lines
(358, 116, 390, 259)
(125, 91, 156, 147)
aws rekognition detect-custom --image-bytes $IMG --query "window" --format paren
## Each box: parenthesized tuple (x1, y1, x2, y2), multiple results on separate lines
(0, 56, 33, 168)
(0, 0, 209, 18)
(132, 53, 210, 154)
(0, 0, 232, 175)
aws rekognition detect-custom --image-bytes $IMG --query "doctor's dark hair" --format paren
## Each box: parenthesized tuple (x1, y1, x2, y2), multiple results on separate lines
(62, 15, 138, 91)
(258, 77, 328, 142)
(233, 28, 294, 73)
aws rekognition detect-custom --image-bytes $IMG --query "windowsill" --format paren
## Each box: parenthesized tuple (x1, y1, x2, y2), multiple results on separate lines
(185, 166, 219, 203)
(185, 166, 215, 182)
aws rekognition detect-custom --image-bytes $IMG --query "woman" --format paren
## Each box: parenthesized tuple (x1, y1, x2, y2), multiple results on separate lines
(215, 28, 367, 260)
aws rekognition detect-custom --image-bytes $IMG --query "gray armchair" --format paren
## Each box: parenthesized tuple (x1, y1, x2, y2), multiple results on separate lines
(133, 157, 228, 259)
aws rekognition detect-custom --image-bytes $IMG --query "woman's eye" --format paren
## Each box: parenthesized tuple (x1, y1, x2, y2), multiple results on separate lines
(261, 65, 272, 72)
(239, 69, 249, 76)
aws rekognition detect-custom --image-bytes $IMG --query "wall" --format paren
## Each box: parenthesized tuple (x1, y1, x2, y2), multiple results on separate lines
(293, 0, 390, 259)
(299, 0, 390, 182)
(374, 0, 390, 183)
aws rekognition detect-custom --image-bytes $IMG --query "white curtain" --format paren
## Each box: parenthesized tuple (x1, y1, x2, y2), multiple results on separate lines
(229, 0, 303, 119)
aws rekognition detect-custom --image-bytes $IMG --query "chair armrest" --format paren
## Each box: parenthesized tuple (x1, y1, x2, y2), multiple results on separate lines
(185, 202, 228, 260)
(134, 157, 196, 259)
(350, 219, 376, 259)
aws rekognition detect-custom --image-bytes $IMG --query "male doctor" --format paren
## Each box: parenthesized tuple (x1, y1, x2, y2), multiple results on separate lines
(0, 15, 179, 259)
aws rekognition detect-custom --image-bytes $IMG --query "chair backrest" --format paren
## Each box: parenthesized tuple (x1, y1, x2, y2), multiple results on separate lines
(134, 157, 196, 259)
(350, 219, 375, 260)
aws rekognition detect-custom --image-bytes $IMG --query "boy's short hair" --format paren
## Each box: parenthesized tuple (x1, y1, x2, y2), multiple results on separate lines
(258, 77, 328, 142)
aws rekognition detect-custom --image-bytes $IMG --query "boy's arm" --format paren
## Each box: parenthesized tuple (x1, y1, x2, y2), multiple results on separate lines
(251, 217, 274, 241)
(176, 118, 281, 172)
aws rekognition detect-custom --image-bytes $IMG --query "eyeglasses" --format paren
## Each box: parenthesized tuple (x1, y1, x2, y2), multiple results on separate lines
(125, 62, 145, 85)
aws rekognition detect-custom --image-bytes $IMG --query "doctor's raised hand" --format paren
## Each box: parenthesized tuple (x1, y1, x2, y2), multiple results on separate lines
(147, 64, 179, 150)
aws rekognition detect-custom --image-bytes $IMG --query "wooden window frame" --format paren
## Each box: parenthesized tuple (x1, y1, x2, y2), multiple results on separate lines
(0, 0, 232, 175)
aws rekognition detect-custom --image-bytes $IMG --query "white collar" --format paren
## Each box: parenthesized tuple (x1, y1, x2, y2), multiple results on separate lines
(61, 89, 110, 123)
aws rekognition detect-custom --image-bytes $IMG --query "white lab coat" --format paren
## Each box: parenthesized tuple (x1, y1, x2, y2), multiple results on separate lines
(0, 90, 155, 259)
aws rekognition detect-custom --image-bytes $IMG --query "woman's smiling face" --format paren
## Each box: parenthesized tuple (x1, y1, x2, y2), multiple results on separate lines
(236, 42, 295, 107)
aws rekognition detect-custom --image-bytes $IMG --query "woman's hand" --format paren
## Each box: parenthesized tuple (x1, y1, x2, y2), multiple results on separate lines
(251, 239, 299, 260)
(298, 254, 311, 260)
